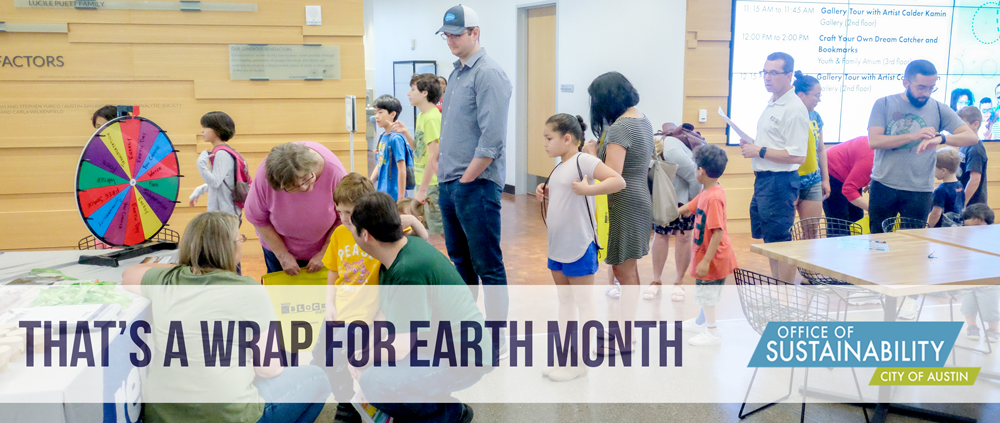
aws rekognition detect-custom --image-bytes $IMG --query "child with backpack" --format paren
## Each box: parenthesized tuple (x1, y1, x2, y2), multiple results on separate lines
(189, 111, 251, 217)
(370, 95, 415, 201)
(534, 114, 626, 382)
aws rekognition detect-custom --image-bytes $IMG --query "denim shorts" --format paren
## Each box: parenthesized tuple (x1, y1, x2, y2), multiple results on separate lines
(548, 242, 599, 277)
(750, 170, 800, 243)
(799, 171, 823, 202)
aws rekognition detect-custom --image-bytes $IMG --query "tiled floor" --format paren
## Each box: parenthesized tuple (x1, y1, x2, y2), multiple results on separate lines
(244, 192, 997, 422)
(242, 192, 772, 285)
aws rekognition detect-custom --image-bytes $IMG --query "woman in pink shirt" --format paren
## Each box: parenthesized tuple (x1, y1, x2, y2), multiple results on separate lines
(245, 141, 347, 275)
(823, 136, 874, 222)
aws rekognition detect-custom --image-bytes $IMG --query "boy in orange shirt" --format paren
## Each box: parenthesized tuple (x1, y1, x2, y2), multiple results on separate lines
(678, 145, 738, 347)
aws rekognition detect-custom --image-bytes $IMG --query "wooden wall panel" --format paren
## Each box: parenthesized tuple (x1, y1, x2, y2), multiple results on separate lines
(249, 98, 367, 135)
(0, 0, 366, 251)
(0, 34, 135, 81)
(131, 37, 365, 81)
(68, 23, 304, 45)
(194, 79, 367, 99)
(0, 81, 195, 100)
(0, 2, 130, 24)
(126, 0, 363, 29)
(686, 0, 747, 232)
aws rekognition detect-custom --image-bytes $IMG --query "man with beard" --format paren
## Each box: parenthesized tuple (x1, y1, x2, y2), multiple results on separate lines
(867, 60, 978, 237)
(868, 60, 978, 320)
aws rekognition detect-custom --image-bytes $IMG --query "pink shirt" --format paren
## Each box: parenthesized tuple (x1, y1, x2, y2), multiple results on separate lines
(245, 141, 346, 260)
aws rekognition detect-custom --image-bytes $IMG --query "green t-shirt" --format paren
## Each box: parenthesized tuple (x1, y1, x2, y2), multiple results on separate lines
(378, 236, 491, 365)
(140, 266, 274, 423)
(414, 108, 441, 186)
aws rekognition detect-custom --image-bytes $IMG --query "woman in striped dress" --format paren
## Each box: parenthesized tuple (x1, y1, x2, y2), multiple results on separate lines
(584, 72, 654, 355)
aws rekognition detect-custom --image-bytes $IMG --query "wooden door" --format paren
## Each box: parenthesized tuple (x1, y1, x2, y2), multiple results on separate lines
(526, 6, 557, 178)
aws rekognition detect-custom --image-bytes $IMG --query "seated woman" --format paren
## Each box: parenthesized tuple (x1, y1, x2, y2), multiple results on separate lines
(123, 212, 331, 423)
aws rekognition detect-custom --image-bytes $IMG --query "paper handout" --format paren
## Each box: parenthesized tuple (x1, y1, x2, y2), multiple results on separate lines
(718, 107, 754, 144)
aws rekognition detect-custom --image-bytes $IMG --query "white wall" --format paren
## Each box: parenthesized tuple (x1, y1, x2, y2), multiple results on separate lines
(368, 0, 686, 190)
(363, 0, 376, 91)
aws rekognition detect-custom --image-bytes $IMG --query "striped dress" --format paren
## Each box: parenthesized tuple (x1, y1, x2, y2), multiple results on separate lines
(598, 116, 654, 265)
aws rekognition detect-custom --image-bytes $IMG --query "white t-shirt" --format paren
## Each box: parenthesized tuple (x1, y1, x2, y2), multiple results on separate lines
(752, 89, 810, 172)
(546, 153, 601, 263)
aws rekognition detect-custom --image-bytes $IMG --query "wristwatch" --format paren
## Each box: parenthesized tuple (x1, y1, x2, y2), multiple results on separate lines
(759, 146, 767, 158)
(940, 135, 947, 145)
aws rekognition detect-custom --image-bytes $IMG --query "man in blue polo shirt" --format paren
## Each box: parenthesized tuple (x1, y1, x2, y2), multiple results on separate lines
(435, 4, 513, 358)
(739, 52, 809, 283)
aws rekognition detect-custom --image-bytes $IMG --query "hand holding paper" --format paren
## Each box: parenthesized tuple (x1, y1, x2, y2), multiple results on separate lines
(718, 107, 754, 144)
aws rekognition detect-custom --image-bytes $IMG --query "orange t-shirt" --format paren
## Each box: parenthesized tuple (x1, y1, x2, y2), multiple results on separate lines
(688, 185, 738, 281)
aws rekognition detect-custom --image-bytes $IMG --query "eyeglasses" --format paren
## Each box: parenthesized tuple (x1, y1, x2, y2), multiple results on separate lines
(235, 234, 247, 243)
(440, 30, 471, 41)
(759, 70, 790, 78)
(284, 172, 316, 193)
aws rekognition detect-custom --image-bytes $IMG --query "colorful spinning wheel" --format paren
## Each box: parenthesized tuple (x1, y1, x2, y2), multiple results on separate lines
(76, 115, 180, 247)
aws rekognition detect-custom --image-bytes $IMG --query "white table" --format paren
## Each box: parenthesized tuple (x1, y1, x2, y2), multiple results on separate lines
(0, 249, 173, 423)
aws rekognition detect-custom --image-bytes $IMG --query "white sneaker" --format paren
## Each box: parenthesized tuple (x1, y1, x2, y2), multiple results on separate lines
(897, 297, 919, 320)
(548, 366, 588, 382)
(847, 292, 881, 305)
(606, 280, 621, 299)
(682, 318, 707, 333)
(689, 331, 721, 346)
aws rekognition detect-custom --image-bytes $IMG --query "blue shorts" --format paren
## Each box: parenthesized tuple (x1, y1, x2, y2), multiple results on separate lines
(750, 170, 800, 243)
(547, 242, 599, 277)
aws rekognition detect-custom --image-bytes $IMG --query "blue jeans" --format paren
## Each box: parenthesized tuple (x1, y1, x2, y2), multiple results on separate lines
(263, 248, 310, 274)
(359, 358, 487, 423)
(255, 365, 331, 423)
(309, 323, 356, 403)
(438, 179, 509, 322)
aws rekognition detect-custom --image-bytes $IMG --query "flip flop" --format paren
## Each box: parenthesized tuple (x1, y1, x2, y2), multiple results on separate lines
(671, 285, 685, 302)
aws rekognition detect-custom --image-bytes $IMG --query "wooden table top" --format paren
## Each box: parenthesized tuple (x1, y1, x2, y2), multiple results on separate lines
(894, 225, 1000, 258)
(750, 232, 1000, 297)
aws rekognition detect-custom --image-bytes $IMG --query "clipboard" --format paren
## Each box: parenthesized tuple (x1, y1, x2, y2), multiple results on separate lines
(718, 107, 754, 144)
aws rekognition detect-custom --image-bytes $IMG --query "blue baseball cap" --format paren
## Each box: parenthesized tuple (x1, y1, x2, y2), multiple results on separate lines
(437, 4, 480, 35)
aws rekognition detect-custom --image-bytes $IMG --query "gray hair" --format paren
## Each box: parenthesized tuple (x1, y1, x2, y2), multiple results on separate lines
(264, 143, 321, 191)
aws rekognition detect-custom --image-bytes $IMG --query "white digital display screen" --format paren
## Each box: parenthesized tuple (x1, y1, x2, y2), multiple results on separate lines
(728, 0, 1000, 144)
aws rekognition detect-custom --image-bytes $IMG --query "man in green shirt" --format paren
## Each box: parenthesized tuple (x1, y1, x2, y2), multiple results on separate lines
(346, 192, 493, 423)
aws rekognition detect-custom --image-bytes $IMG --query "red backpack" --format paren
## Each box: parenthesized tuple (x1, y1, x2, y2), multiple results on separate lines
(209, 145, 252, 209)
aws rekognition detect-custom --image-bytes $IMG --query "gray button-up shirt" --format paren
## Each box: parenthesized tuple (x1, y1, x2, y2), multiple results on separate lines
(439, 48, 512, 188)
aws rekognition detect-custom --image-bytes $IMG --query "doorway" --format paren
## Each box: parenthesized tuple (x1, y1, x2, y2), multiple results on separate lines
(515, 4, 556, 194)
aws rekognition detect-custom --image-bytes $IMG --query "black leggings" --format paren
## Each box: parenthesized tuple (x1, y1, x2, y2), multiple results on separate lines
(868, 181, 932, 234)
(823, 176, 865, 223)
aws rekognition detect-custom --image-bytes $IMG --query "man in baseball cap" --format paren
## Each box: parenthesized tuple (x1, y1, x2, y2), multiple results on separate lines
(434, 2, 514, 367)
(436, 4, 480, 35)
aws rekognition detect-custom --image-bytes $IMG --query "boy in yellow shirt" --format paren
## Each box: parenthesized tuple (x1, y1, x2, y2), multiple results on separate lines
(312, 173, 427, 420)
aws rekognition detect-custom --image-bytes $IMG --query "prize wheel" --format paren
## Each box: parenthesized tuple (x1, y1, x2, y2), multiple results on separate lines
(75, 115, 180, 247)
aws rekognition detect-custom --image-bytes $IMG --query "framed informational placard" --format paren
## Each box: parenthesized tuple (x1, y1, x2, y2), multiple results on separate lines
(229, 45, 341, 81)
